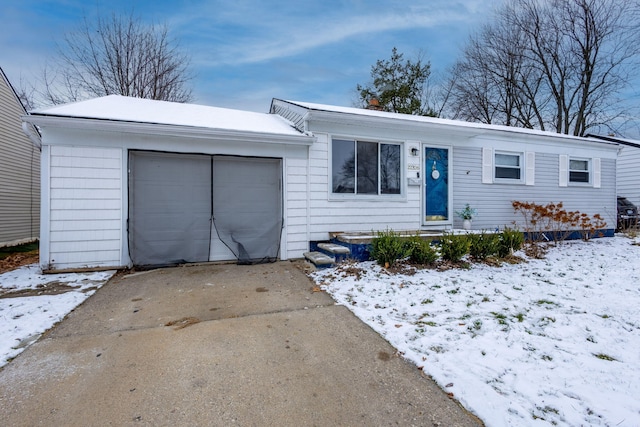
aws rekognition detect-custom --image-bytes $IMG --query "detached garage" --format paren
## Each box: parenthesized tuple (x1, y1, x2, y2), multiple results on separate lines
(24, 95, 313, 271)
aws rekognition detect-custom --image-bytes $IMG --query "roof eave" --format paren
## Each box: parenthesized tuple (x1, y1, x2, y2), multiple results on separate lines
(301, 108, 619, 148)
(22, 114, 315, 146)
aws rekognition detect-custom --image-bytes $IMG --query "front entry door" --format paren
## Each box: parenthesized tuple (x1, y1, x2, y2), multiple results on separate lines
(424, 146, 450, 224)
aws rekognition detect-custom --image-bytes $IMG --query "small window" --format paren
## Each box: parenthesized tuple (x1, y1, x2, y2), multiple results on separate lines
(495, 152, 522, 180)
(569, 158, 590, 183)
(332, 139, 401, 195)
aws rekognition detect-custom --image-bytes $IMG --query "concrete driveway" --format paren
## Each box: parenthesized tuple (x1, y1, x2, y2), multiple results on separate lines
(0, 261, 482, 426)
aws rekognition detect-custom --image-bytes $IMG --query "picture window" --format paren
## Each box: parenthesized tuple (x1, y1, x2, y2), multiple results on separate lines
(332, 139, 401, 195)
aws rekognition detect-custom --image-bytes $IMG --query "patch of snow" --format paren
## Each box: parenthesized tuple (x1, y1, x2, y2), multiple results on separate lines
(31, 95, 304, 136)
(0, 265, 115, 367)
(311, 236, 640, 426)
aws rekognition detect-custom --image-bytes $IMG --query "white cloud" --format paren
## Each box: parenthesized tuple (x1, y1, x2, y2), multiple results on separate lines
(175, 0, 494, 67)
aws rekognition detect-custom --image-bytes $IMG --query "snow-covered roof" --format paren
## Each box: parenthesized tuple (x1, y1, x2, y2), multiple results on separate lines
(30, 95, 303, 137)
(277, 99, 618, 145)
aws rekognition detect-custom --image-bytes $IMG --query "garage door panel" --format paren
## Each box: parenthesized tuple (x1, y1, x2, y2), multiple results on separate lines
(129, 152, 211, 266)
(212, 157, 282, 264)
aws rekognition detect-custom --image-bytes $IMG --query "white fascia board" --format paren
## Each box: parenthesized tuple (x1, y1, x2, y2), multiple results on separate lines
(23, 115, 315, 146)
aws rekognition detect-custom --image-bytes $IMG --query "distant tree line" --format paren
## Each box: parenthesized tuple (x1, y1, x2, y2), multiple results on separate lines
(356, 0, 640, 137)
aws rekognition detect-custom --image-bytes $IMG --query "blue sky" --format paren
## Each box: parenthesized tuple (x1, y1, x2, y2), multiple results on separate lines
(2, 0, 500, 112)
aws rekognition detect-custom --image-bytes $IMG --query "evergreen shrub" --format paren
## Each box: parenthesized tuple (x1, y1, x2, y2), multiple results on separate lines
(468, 231, 500, 260)
(406, 235, 438, 265)
(498, 227, 525, 257)
(370, 229, 408, 267)
(439, 232, 470, 262)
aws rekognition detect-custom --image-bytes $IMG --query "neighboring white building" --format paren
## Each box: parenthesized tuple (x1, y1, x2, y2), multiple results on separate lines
(0, 67, 41, 248)
(24, 95, 619, 271)
(589, 134, 640, 206)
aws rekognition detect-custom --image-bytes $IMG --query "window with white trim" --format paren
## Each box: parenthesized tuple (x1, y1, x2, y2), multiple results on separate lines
(569, 158, 590, 183)
(331, 139, 401, 195)
(494, 151, 523, 181)
(482, 148, 534, 185)
(559, 155, 600, 188)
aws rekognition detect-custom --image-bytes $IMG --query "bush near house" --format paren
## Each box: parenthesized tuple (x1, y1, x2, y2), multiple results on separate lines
(439, 232, 471, 262)
(369, 228, 529, 268)
(497, 227, 524, 258)
(370, 229, 409, 267)
(468, 231, 500, 260)
(512, 201, 607, 244)
(406, 235, 438, 265)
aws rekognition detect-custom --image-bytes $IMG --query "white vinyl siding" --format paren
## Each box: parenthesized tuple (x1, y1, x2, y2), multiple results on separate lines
(284, 157, 309, 259)
(0, 72, 40, 247)
(456, 147, 616, 231)
(616, 146, 640, 204)
(46, 146, 122, 269)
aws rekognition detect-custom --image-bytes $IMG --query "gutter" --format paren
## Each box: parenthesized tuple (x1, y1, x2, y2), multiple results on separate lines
(22, 114, 315, 146)
(22, 121, 42, 150)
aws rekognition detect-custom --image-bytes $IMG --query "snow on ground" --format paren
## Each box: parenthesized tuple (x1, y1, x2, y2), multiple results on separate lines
(312, 236, 640, 427)
(0, 264, 115, 367)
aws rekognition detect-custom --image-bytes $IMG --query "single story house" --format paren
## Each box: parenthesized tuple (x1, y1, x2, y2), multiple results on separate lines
(23, 95, 618, 271)
(0, 67, 41, 248)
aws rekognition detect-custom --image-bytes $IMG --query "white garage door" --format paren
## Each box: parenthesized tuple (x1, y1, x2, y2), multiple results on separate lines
(129, 151, 282, 266)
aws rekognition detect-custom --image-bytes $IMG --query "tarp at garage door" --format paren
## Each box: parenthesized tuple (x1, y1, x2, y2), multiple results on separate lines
(129, 151, 282, 266)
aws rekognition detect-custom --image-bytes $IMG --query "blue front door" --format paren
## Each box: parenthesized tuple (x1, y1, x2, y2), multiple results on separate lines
(424, 147, 449, 223)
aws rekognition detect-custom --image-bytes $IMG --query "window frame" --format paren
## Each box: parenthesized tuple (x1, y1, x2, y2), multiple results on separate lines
(330, 137, 403, 198)
(493, 151, 524, 183)
(568, 157, 591, 185)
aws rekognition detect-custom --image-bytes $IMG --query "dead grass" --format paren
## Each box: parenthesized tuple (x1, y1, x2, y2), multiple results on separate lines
(0, 250, 39, 274)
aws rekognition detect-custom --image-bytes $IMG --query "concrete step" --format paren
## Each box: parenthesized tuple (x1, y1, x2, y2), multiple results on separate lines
(303, 251, 335, 268)
(316, 243, 350, 263)
(317, 243, 350, 255)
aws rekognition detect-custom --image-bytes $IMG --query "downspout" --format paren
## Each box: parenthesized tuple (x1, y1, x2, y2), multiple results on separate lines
(303, 112, 313, 251)
(22, 121, 42, 244)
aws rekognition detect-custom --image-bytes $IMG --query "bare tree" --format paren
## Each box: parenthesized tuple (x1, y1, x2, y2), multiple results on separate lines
(447, 0, 640, 136)
(40, 11, 192, 105)
(14, 75, 37, 111)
